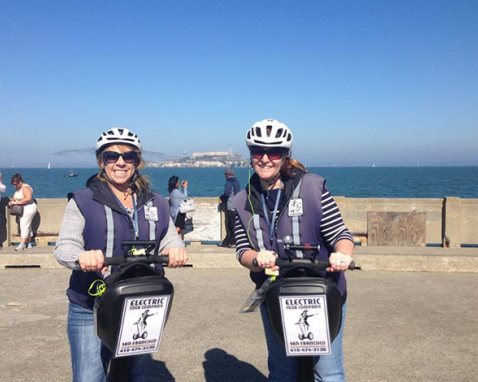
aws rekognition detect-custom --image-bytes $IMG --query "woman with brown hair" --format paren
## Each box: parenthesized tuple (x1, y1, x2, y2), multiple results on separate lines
(233, 119, 355, 382)
(9, 173, 37, 250)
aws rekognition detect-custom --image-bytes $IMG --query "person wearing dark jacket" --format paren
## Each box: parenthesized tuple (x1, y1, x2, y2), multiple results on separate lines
(218, 168, 241, 247)
(234, 119, 354, 382)
(54, 127, 187, 382)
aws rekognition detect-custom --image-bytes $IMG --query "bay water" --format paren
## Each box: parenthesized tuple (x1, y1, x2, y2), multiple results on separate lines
(1, 166, 477, 199)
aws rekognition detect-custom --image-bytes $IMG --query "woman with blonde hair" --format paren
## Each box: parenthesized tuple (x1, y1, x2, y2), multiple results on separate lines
(54, 127, 187, 381)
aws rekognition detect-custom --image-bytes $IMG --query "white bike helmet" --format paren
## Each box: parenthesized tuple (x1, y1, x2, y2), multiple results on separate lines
(96, 127, 141, 153)
(245, 119, 293, 149)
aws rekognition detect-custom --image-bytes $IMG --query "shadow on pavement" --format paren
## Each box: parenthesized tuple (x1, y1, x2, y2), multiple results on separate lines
(203, 348, 267, 382)
(147, 356, 175, 382)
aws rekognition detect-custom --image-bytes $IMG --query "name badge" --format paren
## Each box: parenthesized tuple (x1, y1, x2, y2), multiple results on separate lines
(144, 206, 158, 221)
(288, 198, 303, 217)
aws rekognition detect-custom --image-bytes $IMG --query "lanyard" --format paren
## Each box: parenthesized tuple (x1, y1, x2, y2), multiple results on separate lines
(260, 188, 282, 242)
(114, 191, 140, 239)
(132, 193, 139, 239)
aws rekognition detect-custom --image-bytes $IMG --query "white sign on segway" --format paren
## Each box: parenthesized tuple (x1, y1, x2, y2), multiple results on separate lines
(114, 295, 170, 358)
(279, 295, 331, 356)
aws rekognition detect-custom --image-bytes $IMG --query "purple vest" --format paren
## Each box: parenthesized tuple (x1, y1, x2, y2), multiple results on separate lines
(67, 187, 171, 309)
(235, 173, 346, 296)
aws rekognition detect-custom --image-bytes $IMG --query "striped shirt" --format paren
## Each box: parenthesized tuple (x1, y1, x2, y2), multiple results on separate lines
(234, 186, 353, 261)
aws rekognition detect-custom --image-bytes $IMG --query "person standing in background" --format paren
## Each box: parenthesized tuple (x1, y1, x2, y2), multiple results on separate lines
(0, 173, 6, 199)
(218, 168, 241, 248)
(168, 175, 189, 237)
(0, 173, 7, 248)
(8, 173, 38, 250)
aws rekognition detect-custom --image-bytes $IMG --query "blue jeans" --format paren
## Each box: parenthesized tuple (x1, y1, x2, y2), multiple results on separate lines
(67, 302, 147, 382)
(260, 302, 347, 382)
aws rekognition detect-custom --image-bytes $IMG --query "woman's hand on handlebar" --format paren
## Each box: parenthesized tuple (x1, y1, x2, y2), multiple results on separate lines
(328, 252, 353, 272)
(255, 250, 279, 272)
(162, 247, 188, 268)
(78, 250, 107, 273)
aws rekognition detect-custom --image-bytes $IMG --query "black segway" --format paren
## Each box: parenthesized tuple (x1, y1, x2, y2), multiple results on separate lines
(93, 240, 183, 381)
(264, 236, 359, 382)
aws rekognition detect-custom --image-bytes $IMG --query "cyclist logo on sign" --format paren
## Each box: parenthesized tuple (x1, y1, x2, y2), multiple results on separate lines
(296, 310, 315, 340)
(133, 309, 156, 340)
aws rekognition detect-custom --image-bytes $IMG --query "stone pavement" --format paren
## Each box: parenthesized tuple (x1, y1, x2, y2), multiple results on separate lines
(0, 255, 477, 381)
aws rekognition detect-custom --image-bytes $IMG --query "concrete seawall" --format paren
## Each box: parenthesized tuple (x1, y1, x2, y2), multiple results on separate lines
(1, 197, 477, 273)
(2, 196, 478, 248)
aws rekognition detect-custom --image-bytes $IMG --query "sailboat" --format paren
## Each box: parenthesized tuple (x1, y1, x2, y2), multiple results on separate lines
(47, 162, 51, 170)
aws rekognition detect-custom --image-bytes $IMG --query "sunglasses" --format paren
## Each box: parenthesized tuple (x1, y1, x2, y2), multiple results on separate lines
(102, 151, 139, 164)
(250, 148, 284, 161)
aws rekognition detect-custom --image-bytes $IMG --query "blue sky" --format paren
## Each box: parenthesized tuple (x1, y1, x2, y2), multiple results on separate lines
(1, 0, 477, 167)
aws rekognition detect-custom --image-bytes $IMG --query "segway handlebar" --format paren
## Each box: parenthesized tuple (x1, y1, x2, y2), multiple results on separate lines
(278, 235, 361, 270)
(104, 255, 170, 266)
(74, 239, 192, 268)
(279, 258, 360, 270)
(121, 240, 158, 248)
(74, 253, 171, 267)
(105, 239, 192, 267)
(253, 257, 360, 271)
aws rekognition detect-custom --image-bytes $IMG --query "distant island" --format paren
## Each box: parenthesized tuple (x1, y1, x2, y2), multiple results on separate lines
(146, 150, 248, 168)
